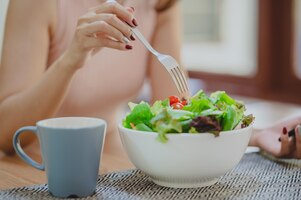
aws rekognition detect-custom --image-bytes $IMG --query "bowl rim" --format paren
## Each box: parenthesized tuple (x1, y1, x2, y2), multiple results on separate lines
(118, 123, 253, 137)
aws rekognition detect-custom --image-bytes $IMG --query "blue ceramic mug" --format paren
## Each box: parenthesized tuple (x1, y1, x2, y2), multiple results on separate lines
(13, 117, 106, 198)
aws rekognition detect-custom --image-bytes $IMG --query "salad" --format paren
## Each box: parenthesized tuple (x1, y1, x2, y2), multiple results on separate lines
(122, 90, 254, 143)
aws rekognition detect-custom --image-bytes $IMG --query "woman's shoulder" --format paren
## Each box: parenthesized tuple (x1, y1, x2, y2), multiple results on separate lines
(7, 0, 56, 21)
(6, 0, 57, 36)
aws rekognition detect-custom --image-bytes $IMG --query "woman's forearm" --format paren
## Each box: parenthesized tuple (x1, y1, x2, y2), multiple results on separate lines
(0, 55, 77, 154)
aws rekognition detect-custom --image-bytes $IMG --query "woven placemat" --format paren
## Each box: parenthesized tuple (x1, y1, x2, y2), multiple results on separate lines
(1, 153, 301, 200)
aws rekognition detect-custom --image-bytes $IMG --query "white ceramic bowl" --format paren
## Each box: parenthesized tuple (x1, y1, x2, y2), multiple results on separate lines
(118, 124, 253, 188)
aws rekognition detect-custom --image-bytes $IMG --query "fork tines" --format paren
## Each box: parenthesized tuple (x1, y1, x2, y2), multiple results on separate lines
(170, 67, 189, 96)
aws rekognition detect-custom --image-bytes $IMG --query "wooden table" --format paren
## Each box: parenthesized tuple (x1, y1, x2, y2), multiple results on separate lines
(0, 140, 134, 190)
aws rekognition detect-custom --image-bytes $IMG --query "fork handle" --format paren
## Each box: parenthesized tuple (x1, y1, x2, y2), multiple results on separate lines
(131, 28, 159, 57)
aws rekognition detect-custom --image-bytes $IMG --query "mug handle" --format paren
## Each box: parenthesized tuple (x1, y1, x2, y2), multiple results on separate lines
(13, 126, 45, 171)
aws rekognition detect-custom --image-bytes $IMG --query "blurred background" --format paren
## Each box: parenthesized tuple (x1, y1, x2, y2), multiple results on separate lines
(180, 0, 301, 105)
(1, 0, 301, 116)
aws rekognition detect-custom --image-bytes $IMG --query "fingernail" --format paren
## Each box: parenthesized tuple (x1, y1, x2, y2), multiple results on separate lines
(282, 127, 287, 135)
(130, 34, 135, 41)
(132, 18, 138, 26)
(125, 45, 133, 50)
(123, 37, 130, 44)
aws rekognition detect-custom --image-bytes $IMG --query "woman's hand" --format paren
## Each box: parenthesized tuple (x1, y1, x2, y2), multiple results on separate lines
(63, 1, 137, 69)
(250, 118, 301, 159)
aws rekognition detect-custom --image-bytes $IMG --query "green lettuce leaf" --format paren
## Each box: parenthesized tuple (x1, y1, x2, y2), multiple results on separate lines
(150, 108, 183, 142)
(221, 105, 237, 131)
(210, 91, 235, 105)
(150, 99, 169, 116)
(123, 102, 154, 130)
(134, 123, 153, 132)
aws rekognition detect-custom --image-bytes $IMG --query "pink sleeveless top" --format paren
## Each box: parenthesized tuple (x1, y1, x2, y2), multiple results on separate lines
(48, 0, 158, 134)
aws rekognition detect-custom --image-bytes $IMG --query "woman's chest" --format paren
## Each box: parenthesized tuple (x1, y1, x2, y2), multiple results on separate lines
(60, 45, 149, 115)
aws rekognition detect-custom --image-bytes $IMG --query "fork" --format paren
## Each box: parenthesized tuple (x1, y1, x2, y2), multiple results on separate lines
(131, 28, 190, 98)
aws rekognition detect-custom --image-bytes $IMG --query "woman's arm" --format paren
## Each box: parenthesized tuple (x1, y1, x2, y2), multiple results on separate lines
(0, 0, 136, 154)
(0, 0, 63, 154)
(148, 1, 184, 102)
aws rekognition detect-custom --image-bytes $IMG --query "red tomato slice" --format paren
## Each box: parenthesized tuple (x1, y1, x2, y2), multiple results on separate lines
(169, 95, 180, 105)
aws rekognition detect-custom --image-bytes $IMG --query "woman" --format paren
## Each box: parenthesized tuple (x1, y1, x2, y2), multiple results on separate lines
(0, 0, 181, 162)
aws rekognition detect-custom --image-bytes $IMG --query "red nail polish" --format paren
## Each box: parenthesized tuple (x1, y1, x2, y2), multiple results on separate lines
(282, 127, 287, 135)
(132, 18, 138, 26)
(130, 35, 135, 41)
(125, 45, 133, 50)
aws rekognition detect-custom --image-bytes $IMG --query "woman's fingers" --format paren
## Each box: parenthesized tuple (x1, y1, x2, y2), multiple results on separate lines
(279, 128, 294, 157)
(90, 1, 137, 27)
(294, 125, 301, 158)
(127, 7, 135, 13)
(82, 13, 133, 41)
(103, 14, 135, 41)
(70, 1, 136, 57)
(66, 2, 135, 69)
(84, 37, 132, 51)
(79, 20, 127, 44)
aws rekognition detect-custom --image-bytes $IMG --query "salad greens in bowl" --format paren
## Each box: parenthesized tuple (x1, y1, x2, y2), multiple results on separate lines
(119, 90, 254, 188)
(122, 90, 254, 142)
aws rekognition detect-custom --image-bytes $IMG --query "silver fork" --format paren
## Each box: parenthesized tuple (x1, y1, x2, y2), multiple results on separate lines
(131, 28, 190, 97)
